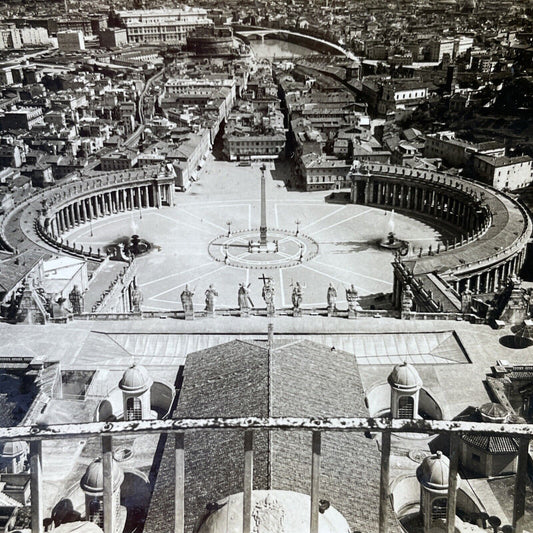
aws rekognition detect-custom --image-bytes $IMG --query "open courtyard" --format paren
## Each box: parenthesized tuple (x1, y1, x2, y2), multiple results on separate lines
(64, 157, 444, 312)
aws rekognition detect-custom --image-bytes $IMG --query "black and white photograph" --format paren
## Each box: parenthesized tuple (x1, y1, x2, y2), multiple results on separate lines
(0, 0, 532, 531)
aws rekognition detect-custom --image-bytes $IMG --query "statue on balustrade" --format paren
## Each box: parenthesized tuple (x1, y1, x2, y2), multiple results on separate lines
(345, 284, 359, 318)
(131, 286, 143, 313)
(238, 283, 253, 312)
(291, 281, 305, 316)
(401, 284, 414, 317)
(68, 285, 84, 315)
(205, 284, 218, 314)
(261, 276, 275, 316)
(327, 283, 337, 315)
(180, 285, 195, 318)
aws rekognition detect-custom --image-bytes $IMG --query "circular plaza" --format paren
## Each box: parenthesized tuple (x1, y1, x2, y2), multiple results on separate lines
(59, 159, 444, 312)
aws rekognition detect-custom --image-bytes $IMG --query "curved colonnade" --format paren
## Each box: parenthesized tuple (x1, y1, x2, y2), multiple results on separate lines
(350, 163, 531, 299)
(0, 161, 530, 319)
(1, 167, 175, 260)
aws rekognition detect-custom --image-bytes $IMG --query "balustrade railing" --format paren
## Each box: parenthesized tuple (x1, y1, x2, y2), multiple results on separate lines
(1, 417, 531, 533)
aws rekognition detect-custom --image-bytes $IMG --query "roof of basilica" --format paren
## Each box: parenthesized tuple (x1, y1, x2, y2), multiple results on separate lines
(143, 338, 399, 533)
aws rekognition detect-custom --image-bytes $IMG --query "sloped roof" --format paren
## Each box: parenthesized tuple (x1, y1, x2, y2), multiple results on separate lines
(0, 251, 47, 296)
(144, 338, 394, 533)
(461, 434, 519, 454)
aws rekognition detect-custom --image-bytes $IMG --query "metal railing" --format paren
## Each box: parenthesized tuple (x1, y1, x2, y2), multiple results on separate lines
(1, 417, 530, 533)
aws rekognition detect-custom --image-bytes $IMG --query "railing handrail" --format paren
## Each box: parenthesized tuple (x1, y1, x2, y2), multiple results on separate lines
(1, 416, 532, 442)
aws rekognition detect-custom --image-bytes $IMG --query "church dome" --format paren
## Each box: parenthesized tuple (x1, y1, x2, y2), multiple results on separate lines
(119, 364, 152, 394)
(388, 361, 422, 391)
(417, 451, 458, 492)
(0, 440, 27, 459)
(479, 402, 508, 423)
(80, 458, 124, 495)
(198, 490, 350, 533)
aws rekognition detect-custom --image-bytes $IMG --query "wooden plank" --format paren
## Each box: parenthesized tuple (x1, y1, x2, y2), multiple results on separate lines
(174, 433, 185, 533)
(243, 431, 254, 533)
(378, 431, 391, 533)
(30, 440, 43, 533)
(446, 433, 460, 533)
(102, 435, 114, 533)
(513, 437, 530, 533)
(310, 431, 322, 533)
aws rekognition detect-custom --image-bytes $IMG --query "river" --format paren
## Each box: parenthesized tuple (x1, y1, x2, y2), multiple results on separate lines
(248, 38, 318, 59)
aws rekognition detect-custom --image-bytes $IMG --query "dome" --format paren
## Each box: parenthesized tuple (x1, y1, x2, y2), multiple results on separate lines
(198, 490, 350, 533)
(0, 441, 27, 459)
(388, 361, 422, 391)
(80, 458, 124, 495)
(479, 402, 508, 423)
(417, 451, 459, 492)
(119, 364, 152, 394)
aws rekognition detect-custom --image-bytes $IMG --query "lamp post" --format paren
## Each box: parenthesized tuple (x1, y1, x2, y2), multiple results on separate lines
(226, 220, 232, 237)
(295, 219, 301, 236)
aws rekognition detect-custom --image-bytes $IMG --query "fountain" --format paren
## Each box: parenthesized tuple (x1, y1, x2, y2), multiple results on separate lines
(107, 234, 152, 260)
(379, 210, 408, 250)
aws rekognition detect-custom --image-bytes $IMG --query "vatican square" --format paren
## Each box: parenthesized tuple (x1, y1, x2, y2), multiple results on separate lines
(62, 157, 444, 312)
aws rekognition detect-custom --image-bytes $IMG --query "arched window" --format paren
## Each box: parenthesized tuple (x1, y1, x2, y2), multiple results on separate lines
(89, 498, 103, 528)
(431, 498, 447, 522)
(126, 397, 142, 420)
(398, 396, 414, 418)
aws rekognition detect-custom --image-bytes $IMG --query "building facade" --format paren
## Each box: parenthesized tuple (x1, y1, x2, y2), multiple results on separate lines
(113, 8, 212, 45)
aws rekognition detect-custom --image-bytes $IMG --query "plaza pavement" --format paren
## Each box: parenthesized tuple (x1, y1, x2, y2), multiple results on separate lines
(63, 157, 443, 312)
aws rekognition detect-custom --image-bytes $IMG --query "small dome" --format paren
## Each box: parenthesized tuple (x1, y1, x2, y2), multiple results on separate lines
(479, 402, 508, 423)
(388, 361, 422, 391)
(80, 458, 124, 495)
(198, 490, 350, 533)
(417, 451, 458, 492)
(119, 364, 152, 394)
(0, 441, 27, 459)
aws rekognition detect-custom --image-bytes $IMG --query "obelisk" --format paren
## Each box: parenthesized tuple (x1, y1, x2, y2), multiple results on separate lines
(259, 164, 267, 247)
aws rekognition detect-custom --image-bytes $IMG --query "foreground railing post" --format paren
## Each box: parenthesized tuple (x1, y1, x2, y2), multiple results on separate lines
(174, 433, 185, 533)
(446, 433, 460, 533)
(30, 440, 43, 533)
(379, 430, 391, 533)
(513, 437, 530, 533)
(310, 431, 321, 533)
(243, 430, 254, 533)
(102, 436, 114, 533)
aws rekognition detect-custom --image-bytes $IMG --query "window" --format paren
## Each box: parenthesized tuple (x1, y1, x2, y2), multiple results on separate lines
(89, 498, 104, 528)
(126, 397, 142, 420)
(398, 396, 414, 418)
(431, 498, 447, 522)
